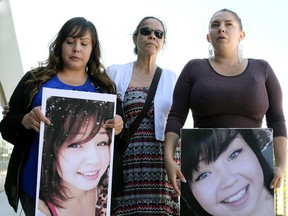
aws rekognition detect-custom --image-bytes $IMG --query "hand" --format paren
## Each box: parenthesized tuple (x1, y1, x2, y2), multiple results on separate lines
(164, 156, 186, 195)
(2, 105, 10, 118)
(103, 114, 123, 135)
(270, 166, 284, 189)
(21, 106, 51, 132)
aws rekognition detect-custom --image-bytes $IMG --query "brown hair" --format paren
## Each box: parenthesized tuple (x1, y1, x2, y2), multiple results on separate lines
(26, 17, 116, 106)
(209, 8, 243, 30)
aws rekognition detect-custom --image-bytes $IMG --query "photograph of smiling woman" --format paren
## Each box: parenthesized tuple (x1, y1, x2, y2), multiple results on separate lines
(38, 96, 114, 216)
(180, 128, 274, 216)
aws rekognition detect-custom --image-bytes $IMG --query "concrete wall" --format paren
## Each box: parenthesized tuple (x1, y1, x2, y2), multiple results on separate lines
(0, 0, 24, 103)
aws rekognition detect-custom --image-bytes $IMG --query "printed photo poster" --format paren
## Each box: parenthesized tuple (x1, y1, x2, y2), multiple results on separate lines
(35, 87, 117, 216)
(180, 128, 274, 216)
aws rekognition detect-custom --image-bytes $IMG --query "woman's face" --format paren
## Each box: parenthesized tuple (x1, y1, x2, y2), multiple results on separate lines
(134, 18, 165, 56)
(61, 31, 93, 71)
(207, 11, 244, 52)
(191, 134, 264, 216)
(57, 121, 110, 191)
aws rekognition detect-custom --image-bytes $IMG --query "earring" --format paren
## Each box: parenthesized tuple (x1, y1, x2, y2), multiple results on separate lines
(238, 42, 243, 63)
(208, 44, 215, 60)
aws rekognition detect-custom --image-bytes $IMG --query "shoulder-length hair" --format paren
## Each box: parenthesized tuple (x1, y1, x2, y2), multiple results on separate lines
(39, 96, 114, 208)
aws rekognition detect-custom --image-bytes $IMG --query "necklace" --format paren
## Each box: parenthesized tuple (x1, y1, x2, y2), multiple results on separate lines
(134, 70, 153, 82)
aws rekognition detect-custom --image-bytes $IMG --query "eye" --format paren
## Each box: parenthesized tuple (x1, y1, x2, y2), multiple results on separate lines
(194, 171, 211, 182)
(81, 40, 90, 46)
(139, 27, 152, 36)
(229, 148, 242, 161)
(65, 37, 75, 44)
(97, 141, 108, 147)
(67, 142, 82, 148)
(211, 22, 219, 27)
(154, 30, 164, 39)
(66, 40, 74, 44)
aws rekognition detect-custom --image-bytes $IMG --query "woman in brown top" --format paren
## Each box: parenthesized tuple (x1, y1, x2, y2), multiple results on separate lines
(164, 8, 287, 199)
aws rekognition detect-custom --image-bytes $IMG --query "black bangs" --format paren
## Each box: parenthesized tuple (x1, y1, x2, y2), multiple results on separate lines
(198, 129, 238, 165)
(58, 17, 96, 43)
(68, 24, 90, 39)
(181, 129, 238, 182)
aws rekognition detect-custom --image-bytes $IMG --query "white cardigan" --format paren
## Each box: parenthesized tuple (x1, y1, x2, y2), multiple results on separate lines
(107, 62, 178, 141)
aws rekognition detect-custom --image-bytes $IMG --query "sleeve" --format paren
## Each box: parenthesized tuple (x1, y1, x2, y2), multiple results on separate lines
(165, 61, 193, 136)
(0, 72, 35, 148)
(265, 62, 287, 137)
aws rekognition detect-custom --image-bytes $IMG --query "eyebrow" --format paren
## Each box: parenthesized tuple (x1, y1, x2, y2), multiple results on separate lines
(142, 26, 164, 31)
(80, 37, 91, 40)
(66, 36, 91, 41)
(99, 131, 108, 135)
(212, 19, 234, 23)
(225, 19, 234, 23)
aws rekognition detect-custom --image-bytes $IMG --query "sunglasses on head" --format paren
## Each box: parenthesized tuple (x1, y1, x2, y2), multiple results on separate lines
(139, 27, 164, 39)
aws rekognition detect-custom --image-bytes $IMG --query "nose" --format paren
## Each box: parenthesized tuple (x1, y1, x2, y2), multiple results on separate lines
(214, 161, 238, 190)
(73, 48, 80, 53)
(218, 168, 238, 190)
(148, 32, 156, 40)
(218, 24, 225, 33)
(85, 145, 100, 164)
(219, 28, 225, 33)
(73, 42, 80, 53)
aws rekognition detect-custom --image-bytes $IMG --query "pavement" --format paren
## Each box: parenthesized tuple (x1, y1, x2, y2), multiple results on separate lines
(0, 191, 24, 216)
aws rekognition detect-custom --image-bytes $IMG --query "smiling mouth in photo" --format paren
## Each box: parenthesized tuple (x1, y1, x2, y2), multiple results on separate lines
(221, 185, 249, 204)
(78, 170, 99, 176)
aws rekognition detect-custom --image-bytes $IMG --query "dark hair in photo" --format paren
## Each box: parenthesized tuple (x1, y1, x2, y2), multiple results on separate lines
(39, 96, 114, 208)
(180, 128, 274, 216)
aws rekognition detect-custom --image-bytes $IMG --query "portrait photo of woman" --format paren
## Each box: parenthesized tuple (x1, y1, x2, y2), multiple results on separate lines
(36, 88, 116, 216)
(180, 128, 274, 216)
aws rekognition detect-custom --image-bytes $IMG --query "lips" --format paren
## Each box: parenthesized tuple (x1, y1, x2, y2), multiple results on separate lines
(221, 185, 249, 204)
(78, 170, 99, 176)
(217, 36, 226, 40)
(70, 56, 80, 60)
(77, 169, 100, 181)
(146, 42, 157, 47)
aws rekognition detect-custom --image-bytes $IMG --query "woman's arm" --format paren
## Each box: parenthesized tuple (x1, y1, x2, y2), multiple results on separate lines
(270, 136, 287, 189)
(164, 132, 186, 195)
(264, 62, 287, 188)
(0, 72, 34, 146)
